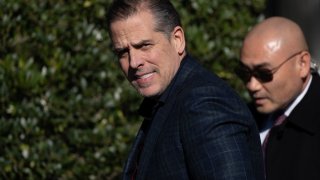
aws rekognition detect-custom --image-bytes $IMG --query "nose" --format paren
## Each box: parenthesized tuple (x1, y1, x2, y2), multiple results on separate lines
(246, 76, 262, 93)
(129, 49, 144, 69)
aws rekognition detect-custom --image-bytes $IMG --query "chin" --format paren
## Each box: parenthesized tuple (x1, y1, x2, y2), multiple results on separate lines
(257, 105, 276, 114)
(138, 88, 161, 98)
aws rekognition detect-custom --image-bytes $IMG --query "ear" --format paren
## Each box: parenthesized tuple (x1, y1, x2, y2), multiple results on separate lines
(171, 26, 186, 56)
(298, 51, 311, 78)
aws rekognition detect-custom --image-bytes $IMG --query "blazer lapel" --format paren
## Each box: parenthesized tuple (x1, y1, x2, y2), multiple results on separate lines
(123, 121, 148, 180)
(135, 55, 197, 179)
(135, 101, 174, 179)
(288, 74, 320, 134)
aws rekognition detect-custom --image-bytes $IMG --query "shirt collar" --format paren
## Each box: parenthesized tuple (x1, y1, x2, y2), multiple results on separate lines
(138, 98, 161, 120)
(284, 75, 313, 116)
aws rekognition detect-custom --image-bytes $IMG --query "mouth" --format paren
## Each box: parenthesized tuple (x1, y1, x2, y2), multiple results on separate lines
(253, 97, 267, 106)
(133, 71, 155, 87)
(136, 72, 154, 79)
(250, 93, 266, 104)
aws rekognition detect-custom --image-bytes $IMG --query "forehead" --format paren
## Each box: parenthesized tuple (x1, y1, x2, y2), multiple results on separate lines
(241, 39, 285, 68)
(110, 11, 156, 47)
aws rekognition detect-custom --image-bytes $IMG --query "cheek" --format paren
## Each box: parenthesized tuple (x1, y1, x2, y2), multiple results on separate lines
(119, 60, 129, 75)
(269, 79, 295, 104)
(269, 79, 287, 96)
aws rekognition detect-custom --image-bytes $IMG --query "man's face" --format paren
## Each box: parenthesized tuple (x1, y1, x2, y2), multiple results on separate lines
(110, 10, 184, 98)
(240, 40, 304, 114)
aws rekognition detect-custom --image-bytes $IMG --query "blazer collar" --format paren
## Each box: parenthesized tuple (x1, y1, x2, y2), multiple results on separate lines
(158, 54, 196, 104)
(135, 54, 198, 178)
(287, 74, 320, 134)
(138, 54, 196, 119)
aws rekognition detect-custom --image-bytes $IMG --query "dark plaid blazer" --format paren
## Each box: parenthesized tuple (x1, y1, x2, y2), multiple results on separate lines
(122, 55, 265, 180)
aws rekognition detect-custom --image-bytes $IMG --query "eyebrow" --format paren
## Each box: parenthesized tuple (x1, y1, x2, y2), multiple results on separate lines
(253, 63, 271, 69)
(240, 61, 272, 69)
(132, 39, 153, 48)
(113, 39, 154, 52)
(113, 46, 128, 54)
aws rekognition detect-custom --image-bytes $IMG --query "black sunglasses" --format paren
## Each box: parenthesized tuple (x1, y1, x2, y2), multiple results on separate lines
(235, 50, 304, 83)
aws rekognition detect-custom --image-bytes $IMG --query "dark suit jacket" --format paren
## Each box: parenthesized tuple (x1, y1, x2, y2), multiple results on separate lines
(264, 74, 320, 180)
(123, 55, 265, 180)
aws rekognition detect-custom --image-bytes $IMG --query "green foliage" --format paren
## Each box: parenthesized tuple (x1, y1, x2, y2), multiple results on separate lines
(174, 0, 265, 99)
(0, 0, 264, 179)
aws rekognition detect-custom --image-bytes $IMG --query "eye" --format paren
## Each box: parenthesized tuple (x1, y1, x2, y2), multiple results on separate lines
(255, 68, 273, 82)
(256, 68, 272, 75)
(134, 42, 153, 51)
(114, 48, 129, 59)
(140, 43, 152, 51)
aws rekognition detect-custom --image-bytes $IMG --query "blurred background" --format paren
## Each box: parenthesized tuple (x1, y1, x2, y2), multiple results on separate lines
(1, 0, 318, 179)
(265, 0, 320, 63)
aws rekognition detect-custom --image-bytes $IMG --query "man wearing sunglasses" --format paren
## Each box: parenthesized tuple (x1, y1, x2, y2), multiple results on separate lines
(236, 16, 320, 180)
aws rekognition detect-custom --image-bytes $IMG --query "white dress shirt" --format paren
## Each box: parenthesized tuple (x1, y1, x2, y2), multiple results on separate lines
(259, 75, 313, 143)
